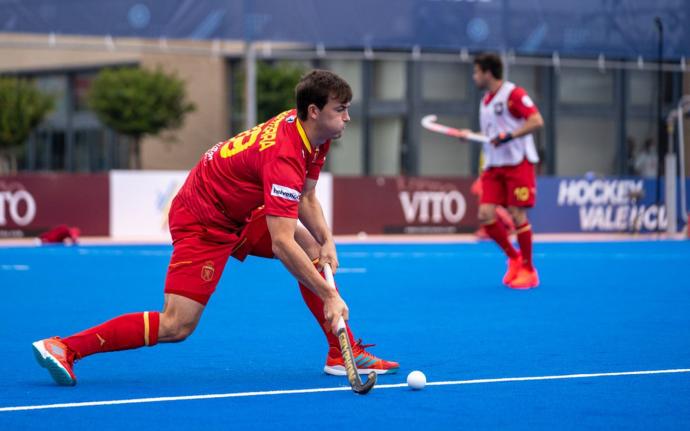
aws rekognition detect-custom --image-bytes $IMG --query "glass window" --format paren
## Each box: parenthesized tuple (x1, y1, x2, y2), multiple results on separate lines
(115, 135, 132, 169)
(626, 119, 658, 176)
(33, 130, 50, 170)
(74, 129, 106, 172)
(74, 137, 90, 172)
(558, 68, 614, 105)
(34, 129, 66, 171)
(322, 59, 362, 102)
(373, 60, 406, 101)
(628, 70, 677, 107)
(34, 75, 68, 124)
(422, 62, 467, 101)
(508, 65, 541, 105)
(370, 117, 403, 175)
(72, 72, 96, 112)
(628, 70, 655, 107)
(419, 114, 473, 176)
(556, 117, 616, 175)
(228, 60, 246, 135)
(328, 118, 363, 175)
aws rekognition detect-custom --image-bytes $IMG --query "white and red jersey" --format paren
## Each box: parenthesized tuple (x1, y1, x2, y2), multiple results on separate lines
(176, 109, 329, 230)
(479, 81, 540, 169)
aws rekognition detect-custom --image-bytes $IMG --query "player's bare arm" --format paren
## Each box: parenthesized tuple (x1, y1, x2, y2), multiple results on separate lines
(510, 112, 544, 138)
(266, 214, 348, 332)
(298, 178, 338, 272)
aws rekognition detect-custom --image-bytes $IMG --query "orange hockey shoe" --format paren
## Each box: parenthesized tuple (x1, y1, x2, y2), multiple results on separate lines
(32, 337, 78, 386)
(324, 340, 399, 376)
(502, 254, 523, 285)
(508, 266, 539, 290)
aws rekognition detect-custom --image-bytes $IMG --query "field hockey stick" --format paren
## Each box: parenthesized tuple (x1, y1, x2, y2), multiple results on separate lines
(323, 263, 377, 395)
(421, 114, 490, 144)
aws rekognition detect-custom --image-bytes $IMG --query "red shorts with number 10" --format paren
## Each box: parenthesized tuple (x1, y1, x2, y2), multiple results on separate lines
(480, 158, 537, 208)
(164, 197, 274, 305)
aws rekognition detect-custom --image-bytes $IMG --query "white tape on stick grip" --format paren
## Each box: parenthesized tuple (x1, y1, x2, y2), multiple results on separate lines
(337, 316, 346, 332)
(324, 264, 346, 331)
(324, 263, 335, 289)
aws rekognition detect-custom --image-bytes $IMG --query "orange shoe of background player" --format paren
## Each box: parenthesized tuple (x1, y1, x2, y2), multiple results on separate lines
(508, 266, 539, 290)
(324, 341, 399, 376)
(32, 337, 78, 386)
(502, 254, 523, 285)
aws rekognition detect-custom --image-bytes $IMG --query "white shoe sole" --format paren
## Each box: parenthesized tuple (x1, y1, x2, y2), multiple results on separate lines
(32, 340, 76, 386)
(324, 365, 398, 376)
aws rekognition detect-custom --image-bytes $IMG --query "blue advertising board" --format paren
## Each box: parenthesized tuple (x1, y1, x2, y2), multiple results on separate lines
(530, 177, 690, 233)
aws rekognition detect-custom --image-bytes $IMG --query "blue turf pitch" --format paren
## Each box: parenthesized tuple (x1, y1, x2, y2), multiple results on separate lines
(1, 240, 689, 429)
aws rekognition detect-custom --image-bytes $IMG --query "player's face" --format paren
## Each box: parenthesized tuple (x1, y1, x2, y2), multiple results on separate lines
(472, 65, 490, 90)
(314, 96, 351, 140)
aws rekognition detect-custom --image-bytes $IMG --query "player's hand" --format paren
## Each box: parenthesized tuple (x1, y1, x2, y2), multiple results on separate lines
(323, 294, 349, 334)
(490, 132, 513, 146)
(318, 240, 339, 273)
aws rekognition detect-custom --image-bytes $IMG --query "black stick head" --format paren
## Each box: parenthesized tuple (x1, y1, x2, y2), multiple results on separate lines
(352, 371, 377, 395)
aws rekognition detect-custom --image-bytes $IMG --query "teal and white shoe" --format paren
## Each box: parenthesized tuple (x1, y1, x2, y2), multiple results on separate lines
(32, 337, 78, 386)
(324, 341, 399, 376)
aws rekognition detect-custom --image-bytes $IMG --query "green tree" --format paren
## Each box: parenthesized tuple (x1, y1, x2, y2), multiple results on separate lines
(256, 61, 305, 123)
(0, 77, 54, 173)
(88, 67, 196, 169)
(230, 61, 306, 134)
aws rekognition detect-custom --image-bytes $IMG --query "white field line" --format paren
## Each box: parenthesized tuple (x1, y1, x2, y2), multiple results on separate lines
(334, 267, 367, 274)
(2, 368, 688, 412)
(0, 264, 30, 271)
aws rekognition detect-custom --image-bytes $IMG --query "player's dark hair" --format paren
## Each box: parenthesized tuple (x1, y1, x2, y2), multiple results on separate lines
(296, 70, 352, 121)
(474, 53, 503, 80)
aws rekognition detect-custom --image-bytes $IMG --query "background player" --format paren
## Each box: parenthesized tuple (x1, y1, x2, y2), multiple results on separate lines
(32, 70, 398, 386)
(460, 53, 544, 289)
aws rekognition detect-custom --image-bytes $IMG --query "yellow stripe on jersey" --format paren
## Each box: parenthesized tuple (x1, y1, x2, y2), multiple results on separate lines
(296, 119, 313, 154)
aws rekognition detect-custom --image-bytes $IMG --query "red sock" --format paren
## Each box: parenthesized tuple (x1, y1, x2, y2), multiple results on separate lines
(483, 220, 519, 259)
(516, 222, 534, 270)
(62, 312, 160, 359)
(299, 268, 356, 349)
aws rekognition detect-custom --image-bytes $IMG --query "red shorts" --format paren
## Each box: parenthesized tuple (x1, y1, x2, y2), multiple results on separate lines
(164, 198, 274, 305)
(480, 158, 537, 208)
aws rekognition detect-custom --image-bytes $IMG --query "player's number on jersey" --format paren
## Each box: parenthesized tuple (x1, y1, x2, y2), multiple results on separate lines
(220, 126, 262, 159)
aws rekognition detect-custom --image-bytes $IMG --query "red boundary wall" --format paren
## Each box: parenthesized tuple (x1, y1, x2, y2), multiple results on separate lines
(333, 176, 479, 235)
(0, 174, 109, 238)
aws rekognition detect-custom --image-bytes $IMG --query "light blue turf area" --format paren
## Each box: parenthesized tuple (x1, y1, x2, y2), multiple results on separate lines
(1, 240, 689, 429)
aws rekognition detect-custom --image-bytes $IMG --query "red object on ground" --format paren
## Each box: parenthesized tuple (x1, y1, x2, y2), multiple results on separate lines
(38, 225, 80, 244)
